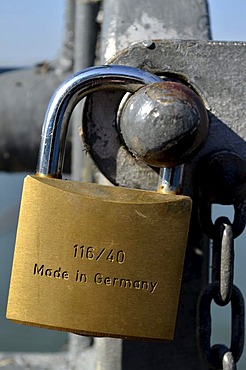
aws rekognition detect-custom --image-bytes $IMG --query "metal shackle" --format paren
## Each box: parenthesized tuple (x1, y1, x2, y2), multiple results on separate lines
(36, 65, 162, 178)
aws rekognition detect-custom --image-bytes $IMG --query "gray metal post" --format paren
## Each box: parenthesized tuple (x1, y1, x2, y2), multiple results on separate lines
(56, 0, 75, 76)
(95, 338, 122, 370)
(70, 0, 101, 355)
(72, 0, 100, 181)
(95, 0, 211, 369)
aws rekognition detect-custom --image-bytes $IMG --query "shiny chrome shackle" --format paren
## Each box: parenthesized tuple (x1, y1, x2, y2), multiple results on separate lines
(37, 65, 162, 178)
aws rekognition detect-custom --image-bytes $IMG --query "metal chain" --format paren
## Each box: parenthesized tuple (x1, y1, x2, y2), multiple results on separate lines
(197, 210, 245, 370)
(212, 217, 234, 306)
(199, 201, 246, 240)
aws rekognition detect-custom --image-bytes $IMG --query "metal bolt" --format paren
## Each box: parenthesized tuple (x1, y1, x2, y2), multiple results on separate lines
(119, 81, 209, 167)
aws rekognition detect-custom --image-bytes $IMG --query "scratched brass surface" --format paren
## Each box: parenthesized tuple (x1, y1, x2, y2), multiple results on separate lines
(7, 175, 191, 341)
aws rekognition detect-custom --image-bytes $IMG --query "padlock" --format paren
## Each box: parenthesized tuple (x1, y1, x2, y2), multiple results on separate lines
(7, 65, 207, 341)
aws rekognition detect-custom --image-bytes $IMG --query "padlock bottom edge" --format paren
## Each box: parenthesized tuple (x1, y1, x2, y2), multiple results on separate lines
(7, 317, 173, 342)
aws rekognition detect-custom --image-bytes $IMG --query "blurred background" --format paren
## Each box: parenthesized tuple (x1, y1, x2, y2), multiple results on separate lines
(0, 0, 246, 367)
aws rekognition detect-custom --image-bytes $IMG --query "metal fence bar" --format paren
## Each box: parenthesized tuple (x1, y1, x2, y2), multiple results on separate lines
(72, 0, 100, 182)
(95, 338, 122, 370)
(97, 0, 211, 369)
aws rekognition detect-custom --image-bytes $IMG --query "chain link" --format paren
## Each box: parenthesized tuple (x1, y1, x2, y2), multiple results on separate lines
(213, 345, 236, 370)
(197, 282, 244, 369)
(212, 217, 234, 306)
(223, 351, 237, 370)
(199, 201, 246, 240)
(197, 206, 245, 369)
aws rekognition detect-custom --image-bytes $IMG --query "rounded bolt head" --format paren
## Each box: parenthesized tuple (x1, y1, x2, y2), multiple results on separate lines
(119, 81, 209, 167)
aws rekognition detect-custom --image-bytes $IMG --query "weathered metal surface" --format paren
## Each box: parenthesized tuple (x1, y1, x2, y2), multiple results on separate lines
(111, 81, 208, 168)
(83, 40, 246, 192)
(100, 0, 211, 63)
(112, 40, 246, 156)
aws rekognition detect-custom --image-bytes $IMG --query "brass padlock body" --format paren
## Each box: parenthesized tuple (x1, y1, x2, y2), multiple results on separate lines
(7, 175, 191, 341)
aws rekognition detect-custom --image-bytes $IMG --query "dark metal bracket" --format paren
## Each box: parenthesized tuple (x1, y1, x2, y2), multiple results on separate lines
(83, 40, 246, 192)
